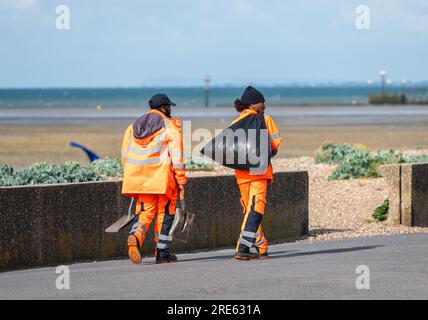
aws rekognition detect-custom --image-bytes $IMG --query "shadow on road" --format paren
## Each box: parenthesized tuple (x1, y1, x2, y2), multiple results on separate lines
(179, 254, 250, 263)
(267, 245, 383, 260)
(178, 251, 297, 263)
(178, 245, 382, 264)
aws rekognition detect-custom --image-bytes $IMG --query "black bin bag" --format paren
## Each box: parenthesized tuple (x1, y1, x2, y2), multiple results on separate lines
(200, 114, 272, 172)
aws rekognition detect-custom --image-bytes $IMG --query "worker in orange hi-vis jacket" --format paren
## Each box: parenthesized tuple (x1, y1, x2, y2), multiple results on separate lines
(121, 93, 187, 265)
(231, 86, 283, 261)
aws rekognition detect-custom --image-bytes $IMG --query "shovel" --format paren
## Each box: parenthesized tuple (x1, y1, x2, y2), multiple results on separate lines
(169, 189, 195, 243)
(105, 198, 136, 233)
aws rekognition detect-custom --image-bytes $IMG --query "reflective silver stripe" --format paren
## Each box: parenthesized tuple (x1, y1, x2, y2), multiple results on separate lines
(170, 150, 183, 158)
(255, 238, 266, 247)
(125, 139, 132, 155)
(126, 144, 170, 166)
(154, 233, 159, 238)
(128, 146, 161, 155)
(126, 157, 162, 166)
(130, 222, 146, 235)
(126, 128, 165, 158)
(158, 234, 173, 242)
(270, 133, 281, 140)
(130, 224, 138, 233)
(134, 222, 144, 227)
(255, 233, 262, 239)
(128, 132, 165, 155)
(157, 242, 169, 249)
(160, 152, 171, 165)
(157, 132, 166, 151)
(140, 224, 147, 233)
(171, 161, 185, 169)
(239, 238, 254, 248)
(122, 139, 133, 159)
(241, 231, 257, 239)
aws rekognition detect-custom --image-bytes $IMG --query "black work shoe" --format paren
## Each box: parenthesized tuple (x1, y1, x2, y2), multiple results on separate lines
(156, 250, 178, 264)
(258, 252, 269, 259)
(255, 247, 269, 259)
(234, 248, 260, 261)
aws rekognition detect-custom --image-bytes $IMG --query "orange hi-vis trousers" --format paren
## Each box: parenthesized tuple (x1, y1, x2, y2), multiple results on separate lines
(129, 194, 176, 253)
(235, 179, 268, 254)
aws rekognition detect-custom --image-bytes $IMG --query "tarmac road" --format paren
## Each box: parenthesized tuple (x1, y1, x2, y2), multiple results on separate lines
(1, 233, 427, 300)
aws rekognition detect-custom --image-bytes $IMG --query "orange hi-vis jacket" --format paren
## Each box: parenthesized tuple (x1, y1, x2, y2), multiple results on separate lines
(231, 109, 283, 185)
(121, 109, 187, 199)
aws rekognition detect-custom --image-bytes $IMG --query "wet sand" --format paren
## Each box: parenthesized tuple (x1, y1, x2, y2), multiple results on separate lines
(1, 105, 428, 167)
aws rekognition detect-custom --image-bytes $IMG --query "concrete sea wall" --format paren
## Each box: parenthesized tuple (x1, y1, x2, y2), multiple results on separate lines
(0, 172, 309, 271)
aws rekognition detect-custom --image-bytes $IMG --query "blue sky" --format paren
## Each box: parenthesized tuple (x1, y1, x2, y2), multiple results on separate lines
(0, 0, 427, 87)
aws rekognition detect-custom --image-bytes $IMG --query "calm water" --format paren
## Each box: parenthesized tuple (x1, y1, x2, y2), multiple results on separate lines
(0, 86, 413, 109)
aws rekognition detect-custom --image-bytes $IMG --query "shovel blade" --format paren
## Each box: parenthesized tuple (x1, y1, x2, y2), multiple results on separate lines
(105, 214, 135, 233)
(169, 208, 185, 237)
(172, 212, 195, 243)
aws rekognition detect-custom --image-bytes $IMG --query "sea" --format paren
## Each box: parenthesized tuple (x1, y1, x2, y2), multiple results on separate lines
(0, 86, 416, 110)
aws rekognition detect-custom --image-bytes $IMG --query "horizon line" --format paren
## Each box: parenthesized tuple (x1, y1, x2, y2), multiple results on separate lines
(1, 81, 428, 90)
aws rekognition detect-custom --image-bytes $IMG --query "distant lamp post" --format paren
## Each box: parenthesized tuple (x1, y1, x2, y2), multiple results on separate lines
(367, 80, 373, 103)
(401, 79, 408, 94)
(204, 75, 211, 108)
(367, 79, 373, 92)
(379, 70, 387, 96)
(400, 79, 408, 105)
(386, 79, 392, 95)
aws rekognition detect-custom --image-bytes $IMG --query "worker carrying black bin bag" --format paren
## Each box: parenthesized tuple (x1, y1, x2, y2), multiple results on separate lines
(201, 86, 283, 260)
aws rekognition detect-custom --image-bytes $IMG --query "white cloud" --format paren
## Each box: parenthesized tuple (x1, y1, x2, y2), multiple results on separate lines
(0, 0, 44, 31)
(16, 0, 38, 9)
(0, 0, 38, 10)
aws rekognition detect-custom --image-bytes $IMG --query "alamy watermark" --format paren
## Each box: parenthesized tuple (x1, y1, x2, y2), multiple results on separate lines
(355, 5, 370, 30)
(56, 5, 70, 30)
(55, 265, 71, 290)
(355, 265, 370, 290)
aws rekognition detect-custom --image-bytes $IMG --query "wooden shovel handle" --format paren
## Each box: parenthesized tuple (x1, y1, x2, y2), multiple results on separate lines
(179, 189, 185, 211)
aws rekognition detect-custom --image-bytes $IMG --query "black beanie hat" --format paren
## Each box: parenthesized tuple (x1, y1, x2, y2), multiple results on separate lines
(240, 86, 265, 105)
